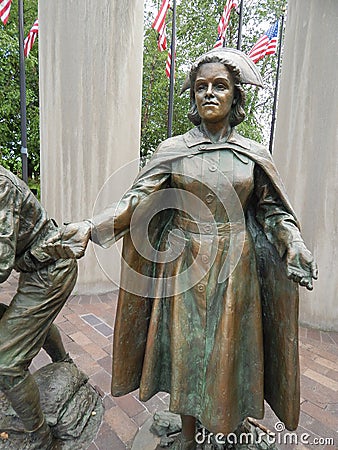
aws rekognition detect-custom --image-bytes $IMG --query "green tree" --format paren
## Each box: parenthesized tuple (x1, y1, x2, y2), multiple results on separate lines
(141, 0, 287, 162)
(0, 0, 39, 181)
(1, 1, 286, 179)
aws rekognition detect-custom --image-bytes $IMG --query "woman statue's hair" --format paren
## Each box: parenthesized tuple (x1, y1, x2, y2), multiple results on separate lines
(188, 55, 246, 127)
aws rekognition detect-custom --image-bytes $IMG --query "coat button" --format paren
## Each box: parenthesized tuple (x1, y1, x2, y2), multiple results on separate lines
(205, 193, 215, 203)
(209, 165, 217, 172)
(197, 283, 205, 292)
(199, 144, 207, 150)
(203, 224, 212, 233)
(202, 255, 209, 263)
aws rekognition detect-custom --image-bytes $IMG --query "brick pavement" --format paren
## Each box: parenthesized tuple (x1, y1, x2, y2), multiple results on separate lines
(0, 274, 337, 450)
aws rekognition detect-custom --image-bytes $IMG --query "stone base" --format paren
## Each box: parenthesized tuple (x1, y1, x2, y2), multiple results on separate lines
(132, 411, 280, 450)
(0, 362, 104, 450)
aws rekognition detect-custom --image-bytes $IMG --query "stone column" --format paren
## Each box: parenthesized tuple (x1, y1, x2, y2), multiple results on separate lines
(273, 0, 338, 330)
(39, 1, 144, 293)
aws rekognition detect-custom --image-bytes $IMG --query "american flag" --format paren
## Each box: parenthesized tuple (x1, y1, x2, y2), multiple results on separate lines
(157, 24, 167, 52)
(152, 0, 170, 33)
(24, 19, 39, 58)
(165, 48, 171, 78)
(152, 0, 170, 52)
(248, 21, 279, 63)
(0, 0, 12, 25)
(165, 47, 176, 79)
(214, 35, 224, 49)
(214, 0, 238, 48)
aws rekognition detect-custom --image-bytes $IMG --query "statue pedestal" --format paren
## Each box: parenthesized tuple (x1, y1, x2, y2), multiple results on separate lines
(132, 411, 280, 450)
(0, 362, 104, 450)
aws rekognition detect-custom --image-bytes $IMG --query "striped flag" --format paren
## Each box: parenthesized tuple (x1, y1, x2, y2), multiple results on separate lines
(214, 36, 224, 49)
(0, 0, 12, 25)
(24, 19, 38, 57)
(214, 36, 224, 48)
(152, 0, 170, 34)
(158, 24, 167, 52)
(165, 47, 176, 79)
(214, 0, 238, 48)
(165, 48, 171, 78)
(248, 21, 279, 63)
(152, 0, 170, 52)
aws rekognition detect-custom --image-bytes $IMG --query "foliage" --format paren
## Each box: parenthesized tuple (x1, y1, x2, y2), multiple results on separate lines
(0, 0, 287, 179)
(141, 0, 287, 162)
(0, 0, 39, 180)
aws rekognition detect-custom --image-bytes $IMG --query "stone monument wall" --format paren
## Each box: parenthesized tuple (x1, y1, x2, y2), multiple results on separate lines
(39, 1, 144, 293)
(274, 0, 338, 330)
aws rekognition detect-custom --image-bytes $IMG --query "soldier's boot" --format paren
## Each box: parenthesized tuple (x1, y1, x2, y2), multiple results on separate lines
(3, 373, 60, 449)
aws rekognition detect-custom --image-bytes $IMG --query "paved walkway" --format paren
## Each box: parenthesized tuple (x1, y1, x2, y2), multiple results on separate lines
(0, 274, 337, 450)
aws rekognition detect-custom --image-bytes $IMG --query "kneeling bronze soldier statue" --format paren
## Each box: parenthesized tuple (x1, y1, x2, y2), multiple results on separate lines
(0, 164, 80, 449)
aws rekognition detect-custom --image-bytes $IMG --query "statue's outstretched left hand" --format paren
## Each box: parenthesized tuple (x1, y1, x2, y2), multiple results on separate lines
(286, 241, 318, 290)
(40, 221, 92, 259)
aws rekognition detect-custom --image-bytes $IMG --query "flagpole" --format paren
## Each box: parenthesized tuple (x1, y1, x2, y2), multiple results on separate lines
(167, 0, 176, 138)
(268, 14, 284, 154)
(236, 0, 244, 50)
(18, 0, 28, 183)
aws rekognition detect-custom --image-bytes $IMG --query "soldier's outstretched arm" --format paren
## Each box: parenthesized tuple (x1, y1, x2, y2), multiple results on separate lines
(40, 221, 92, 259)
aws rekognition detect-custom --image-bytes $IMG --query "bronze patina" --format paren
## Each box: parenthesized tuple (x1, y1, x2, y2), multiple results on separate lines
(45, 48, 318, 450)
(0, 165, 78, 449)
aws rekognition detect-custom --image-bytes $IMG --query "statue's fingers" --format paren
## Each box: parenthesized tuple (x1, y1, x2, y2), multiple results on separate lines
(45, 232, 62, 245)
(299, 277, 306, 286)
(75, 243, 90, 259)
(303, 277, 313, 291)
(44, 243, 73, 259)
(286, 267, 295, 279)
(310, 260, 318, 279)
(76, 249, 85, 259)
(293, 275, 302, 283)
(68, 246, 83, 259)
(299, 276, 311, 288)
(287, 266, 303, 281)
(286, 270, 297, 281)
(51, 244, 70, 259)
(289, 272, 301, 283)
(60, 245, 77, 259)
(40, 243, 61, 258)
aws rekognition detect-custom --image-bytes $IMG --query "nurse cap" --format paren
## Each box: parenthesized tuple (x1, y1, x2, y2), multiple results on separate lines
(180, 47, 264, 94)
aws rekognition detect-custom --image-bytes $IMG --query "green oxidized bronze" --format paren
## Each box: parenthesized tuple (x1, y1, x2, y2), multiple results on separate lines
(0, 165, 79, 449)
(0, 165, 105, 449)
(44, 48, 318, 450)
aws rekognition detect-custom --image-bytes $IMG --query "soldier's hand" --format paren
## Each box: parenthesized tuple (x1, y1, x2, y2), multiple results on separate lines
(41, 221, 92, 259)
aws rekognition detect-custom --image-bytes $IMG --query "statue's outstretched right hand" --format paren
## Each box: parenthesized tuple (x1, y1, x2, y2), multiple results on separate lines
(40, 220, 92, 259)
(286, 241, 318, 291)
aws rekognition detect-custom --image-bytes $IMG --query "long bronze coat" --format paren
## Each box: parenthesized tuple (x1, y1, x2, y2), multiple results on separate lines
(92, 128, 301, 434)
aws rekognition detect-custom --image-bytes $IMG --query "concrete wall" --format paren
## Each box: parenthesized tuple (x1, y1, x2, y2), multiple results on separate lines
(38, 0, 144, 293)
(273, 0, 338, 330)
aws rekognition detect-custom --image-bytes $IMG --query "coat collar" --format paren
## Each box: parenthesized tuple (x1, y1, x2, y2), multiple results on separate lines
(137, 126, 298, 226)
(183, 126, 252, 150)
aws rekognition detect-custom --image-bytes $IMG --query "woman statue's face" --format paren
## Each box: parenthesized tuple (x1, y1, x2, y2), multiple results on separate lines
(194, 62, 235, 125)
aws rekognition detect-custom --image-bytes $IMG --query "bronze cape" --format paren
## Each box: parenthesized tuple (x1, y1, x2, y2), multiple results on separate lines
(93, 128, 300, 433)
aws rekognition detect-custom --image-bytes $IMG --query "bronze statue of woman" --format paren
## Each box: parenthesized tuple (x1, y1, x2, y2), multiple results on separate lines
(45, 48, 318, 450)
